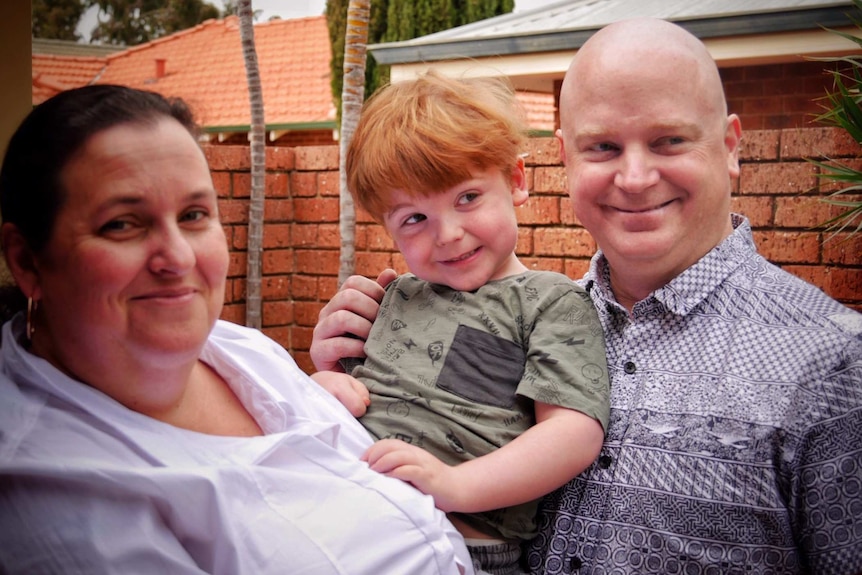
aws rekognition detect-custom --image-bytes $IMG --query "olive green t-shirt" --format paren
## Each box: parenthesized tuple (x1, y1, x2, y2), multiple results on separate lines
(352, 271, 610, 541)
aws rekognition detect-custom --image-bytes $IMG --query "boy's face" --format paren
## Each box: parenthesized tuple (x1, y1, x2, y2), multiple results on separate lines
(382, 164, 529, 291)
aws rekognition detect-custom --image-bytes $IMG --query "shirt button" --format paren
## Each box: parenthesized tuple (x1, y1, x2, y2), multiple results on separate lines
(598, 455, 613, 469)
(624, 361, 636, 374)
(570, 556, 583, 570)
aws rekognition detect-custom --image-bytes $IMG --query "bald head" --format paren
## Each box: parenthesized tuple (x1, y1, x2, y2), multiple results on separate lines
(561, 18, 728, 126)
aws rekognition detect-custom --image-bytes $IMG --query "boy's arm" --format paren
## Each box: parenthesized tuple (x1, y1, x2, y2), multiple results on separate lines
(362, 401, 604, 513)
(310, 371, 371, 417)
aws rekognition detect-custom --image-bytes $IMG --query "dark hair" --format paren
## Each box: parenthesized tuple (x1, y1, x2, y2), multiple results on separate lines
(0, 85, 199, 320)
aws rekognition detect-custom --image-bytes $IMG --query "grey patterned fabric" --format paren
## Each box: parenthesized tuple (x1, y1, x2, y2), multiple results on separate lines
(527, 215, 862, 574)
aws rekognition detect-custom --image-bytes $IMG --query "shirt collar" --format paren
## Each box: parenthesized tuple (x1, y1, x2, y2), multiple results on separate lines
(585, 214, 755, 316)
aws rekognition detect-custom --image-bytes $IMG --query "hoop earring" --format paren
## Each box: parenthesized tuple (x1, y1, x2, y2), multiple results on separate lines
(27, 297, 37, 341)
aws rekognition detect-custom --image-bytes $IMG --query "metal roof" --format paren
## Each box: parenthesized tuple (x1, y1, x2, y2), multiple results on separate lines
(370, 0, 855, 64)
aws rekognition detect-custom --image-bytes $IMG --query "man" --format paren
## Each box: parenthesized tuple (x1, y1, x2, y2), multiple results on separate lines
(311, 18, 862, 575)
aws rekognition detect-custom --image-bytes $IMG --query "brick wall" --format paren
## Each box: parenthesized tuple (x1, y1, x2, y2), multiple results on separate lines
(205, 126, 862, 375)
(722, 60, 845, 130)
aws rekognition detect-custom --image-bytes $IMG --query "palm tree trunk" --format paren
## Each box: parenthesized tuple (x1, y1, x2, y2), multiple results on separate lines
(338, 0, 370, 286)
(237, 0, 266, 329)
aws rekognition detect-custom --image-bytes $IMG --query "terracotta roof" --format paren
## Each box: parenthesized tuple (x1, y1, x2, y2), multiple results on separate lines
(32, 15, 336, 131)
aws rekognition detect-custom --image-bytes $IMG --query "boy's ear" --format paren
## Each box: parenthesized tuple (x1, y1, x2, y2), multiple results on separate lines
(1, 223, 41, 300)
(511, 156, 529, 206)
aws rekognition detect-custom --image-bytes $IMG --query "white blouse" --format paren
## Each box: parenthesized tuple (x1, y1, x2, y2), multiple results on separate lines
(0, 317, 472, 575)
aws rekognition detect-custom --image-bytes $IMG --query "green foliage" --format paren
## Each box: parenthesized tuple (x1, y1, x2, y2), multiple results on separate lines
(88, 0, 221, 46)
(32, 0, 87, 41)
(326, 0, 514, 119)
(809, 0, 862, 237)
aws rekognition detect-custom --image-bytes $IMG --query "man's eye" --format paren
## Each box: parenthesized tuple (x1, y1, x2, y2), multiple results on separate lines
(589, 142, 617, 153)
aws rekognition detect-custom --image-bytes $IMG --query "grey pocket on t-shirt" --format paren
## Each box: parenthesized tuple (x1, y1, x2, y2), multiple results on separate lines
(436, 324, 525, 408)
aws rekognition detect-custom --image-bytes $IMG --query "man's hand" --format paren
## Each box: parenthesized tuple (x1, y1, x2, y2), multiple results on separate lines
(310, 270, 397, 372)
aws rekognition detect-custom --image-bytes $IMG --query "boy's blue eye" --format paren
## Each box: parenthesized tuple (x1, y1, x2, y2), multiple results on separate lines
(404, 213, 426, 225)
(458, 192, 479, 205)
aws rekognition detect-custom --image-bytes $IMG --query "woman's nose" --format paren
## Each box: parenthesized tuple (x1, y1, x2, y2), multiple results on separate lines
(149, 226, 195, 274)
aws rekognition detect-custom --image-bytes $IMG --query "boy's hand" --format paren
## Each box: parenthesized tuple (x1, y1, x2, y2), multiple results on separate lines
(362, 439, 463, 512)
(310, 371, 371, 417)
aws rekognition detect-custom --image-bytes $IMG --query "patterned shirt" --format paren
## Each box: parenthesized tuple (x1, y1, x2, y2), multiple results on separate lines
(353, 271, 610, 541)
(527, 215, 862, 574)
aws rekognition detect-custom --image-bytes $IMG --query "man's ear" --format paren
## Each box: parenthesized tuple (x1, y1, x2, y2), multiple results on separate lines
(556, 128, 567, 165)
(1, 223, 40, 300)
(725, 114, 743, 178)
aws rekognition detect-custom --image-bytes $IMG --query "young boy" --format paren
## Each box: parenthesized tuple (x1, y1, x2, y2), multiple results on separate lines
(312, 72, 609, 574)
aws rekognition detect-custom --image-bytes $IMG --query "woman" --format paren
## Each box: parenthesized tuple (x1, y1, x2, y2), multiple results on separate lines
(0, 85, 472, 574)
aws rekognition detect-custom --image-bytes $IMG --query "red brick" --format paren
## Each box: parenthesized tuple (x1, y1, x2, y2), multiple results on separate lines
(731, 196, 773, 227)
(318, 170, 340, 196)
(264, 198, 293, 221)
(521, 257, 564, 273)
(295, 301, 325, 326)
(754, 231, 821, 264)
(220, 303, 245, 325)
(291, 171, 318, 197)
(291, 274, 321, 300)
(524, 137, 561, 166)
(291, 326, 315, 354)
(533, 166, 567, 193)
(516, 227, 533, 255)
(262, 300, 294, 326)
(519, 195, 560, 225)
(265, 172, 289, 198)
(356, 251, 396, 276)
(204, 145, 251, 171)
(262, 249, 294, 274)
(782, 127, 859, 160)
(211, 171, 231, 198)
(296, 249, 340, 274)
(227, 251, 247, 278)
(262, 326, 291, 350)
(564, 258, 591, 280)
(218, 199, 249, 224)
(534, 227, 596, 257)
(739, 162, 817, 195)
(294, 197, 340, 222)
(293, 350, 315, 375)
(261, 275, 290, 299)
(774, 196, 835, 229)
(823, 233, 862, 265)
(262, 223, 291, 248)
(739, 130, 780, 161)
(295, 146, 339, 171)
(264, 146, 295, 171)
(232, 172, 251, 198)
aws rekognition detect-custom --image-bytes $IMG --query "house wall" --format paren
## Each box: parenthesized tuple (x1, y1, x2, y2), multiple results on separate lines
(723, 60, 842, 130)
(206, 127, 862, 376)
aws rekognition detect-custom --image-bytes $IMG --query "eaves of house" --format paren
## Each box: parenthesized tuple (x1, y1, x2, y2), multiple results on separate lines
(369, 0, 862, 93)
(32, 15, 336, 143)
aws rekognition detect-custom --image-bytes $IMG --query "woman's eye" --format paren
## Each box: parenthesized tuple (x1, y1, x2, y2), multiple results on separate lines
(99, 220, 132, 234)
(181, 209, 208, 223)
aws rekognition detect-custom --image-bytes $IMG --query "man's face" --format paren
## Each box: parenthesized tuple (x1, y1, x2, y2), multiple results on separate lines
(558, 48, 741, 293)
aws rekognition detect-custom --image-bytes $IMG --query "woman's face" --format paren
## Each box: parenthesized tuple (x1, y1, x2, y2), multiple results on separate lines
(29, 117, 228, 393)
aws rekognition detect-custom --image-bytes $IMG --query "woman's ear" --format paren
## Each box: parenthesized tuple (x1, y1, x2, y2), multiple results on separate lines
(1, 223, 40, 300)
